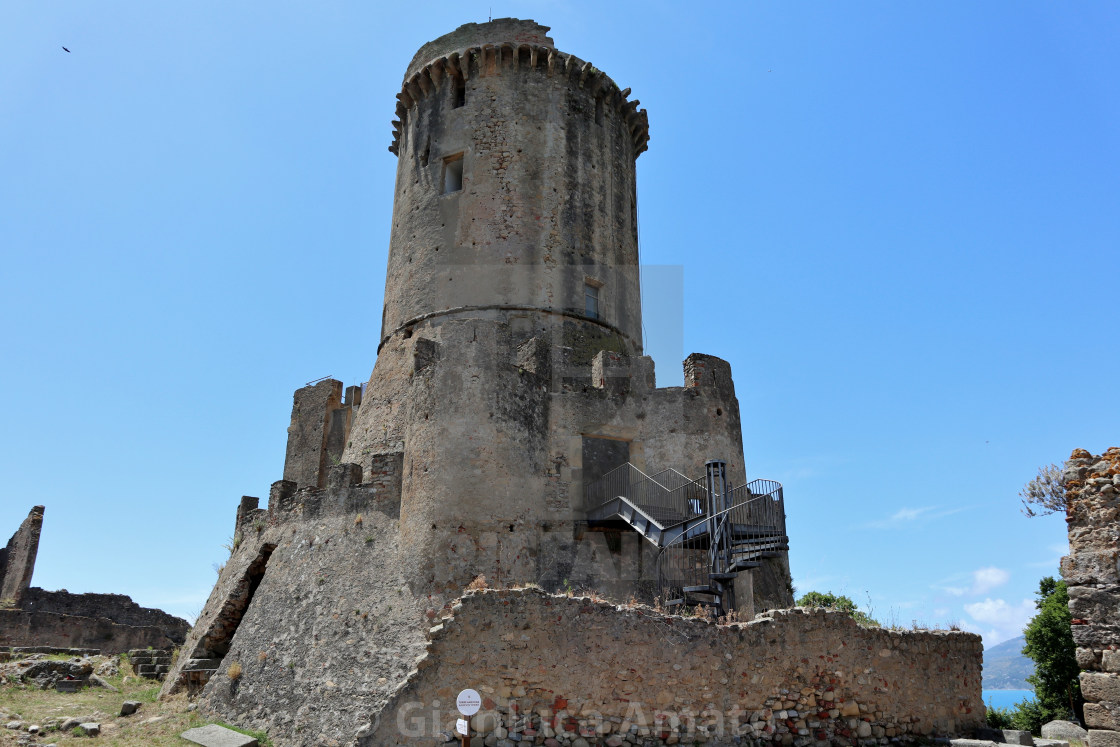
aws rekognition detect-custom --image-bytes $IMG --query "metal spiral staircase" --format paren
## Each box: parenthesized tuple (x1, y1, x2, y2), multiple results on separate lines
(585, 459, 787, 615)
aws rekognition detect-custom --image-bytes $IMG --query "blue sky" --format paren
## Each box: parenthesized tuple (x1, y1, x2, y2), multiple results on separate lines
(2, 2, 1117, 648)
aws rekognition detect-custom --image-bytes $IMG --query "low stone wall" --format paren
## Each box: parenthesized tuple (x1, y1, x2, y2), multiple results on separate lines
(19, 588, 189, 643)
(0, 609, 183, 653)
(361, 589, 983, 746)
(1063, 447, 1120, 747)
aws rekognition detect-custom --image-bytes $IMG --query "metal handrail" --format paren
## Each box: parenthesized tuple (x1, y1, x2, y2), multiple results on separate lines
(656, 482, 785, 609)
(586, 462, 711, 526)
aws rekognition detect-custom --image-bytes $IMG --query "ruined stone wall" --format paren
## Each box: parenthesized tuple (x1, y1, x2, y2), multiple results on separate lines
(0, 505, 44, 603)
(162, 457, 431, 744)
(19, 588, 189, 643)
(1063, 447, 1120, 747)
(0, 609, 181, 653)
(283, 379, 364, 489)
(362, 589, 983, 746)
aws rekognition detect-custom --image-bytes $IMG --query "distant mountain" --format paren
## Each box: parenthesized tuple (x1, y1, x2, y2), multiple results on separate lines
(985, 635, 1035, 691)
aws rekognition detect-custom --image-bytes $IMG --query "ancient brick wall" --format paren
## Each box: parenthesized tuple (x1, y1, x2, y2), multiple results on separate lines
(1063, 447, 1120, 747)
(361, 589, 984, 746)
(0, 506, 44, 603)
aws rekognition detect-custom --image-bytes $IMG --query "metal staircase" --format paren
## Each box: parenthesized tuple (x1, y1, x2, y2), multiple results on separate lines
(585, 459, 787, 615)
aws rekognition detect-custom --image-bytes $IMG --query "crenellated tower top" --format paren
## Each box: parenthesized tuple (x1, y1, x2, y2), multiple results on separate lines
(389, 19, 649, 158)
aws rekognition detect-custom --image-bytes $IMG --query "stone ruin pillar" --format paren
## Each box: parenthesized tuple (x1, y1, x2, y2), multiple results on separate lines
(1063, 447, 1120, 747)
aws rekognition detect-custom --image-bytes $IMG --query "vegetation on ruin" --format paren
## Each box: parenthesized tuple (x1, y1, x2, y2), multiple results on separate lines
(1020, 463, 1068, 518)
(1023, 577, 1083, 726)
(796, 591, 880, 627)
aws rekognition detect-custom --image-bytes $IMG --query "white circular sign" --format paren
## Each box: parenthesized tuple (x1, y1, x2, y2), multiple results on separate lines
(456, 688, 481, 716)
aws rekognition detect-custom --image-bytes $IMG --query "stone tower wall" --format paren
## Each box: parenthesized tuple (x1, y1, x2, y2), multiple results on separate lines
(380, 19, 649, 352)
(1063, 447, 1120, 747)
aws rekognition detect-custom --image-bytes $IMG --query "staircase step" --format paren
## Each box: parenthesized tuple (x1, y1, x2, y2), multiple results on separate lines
(709, 572, 738, 581)
(732, 560, 760, 571)
(682, 585, 715, 594)
(683, 596, 722, 607)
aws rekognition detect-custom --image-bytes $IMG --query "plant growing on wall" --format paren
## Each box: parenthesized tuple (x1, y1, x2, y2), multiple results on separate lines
(1020, 463, 1067, 518)
(796, 591, 880, 627)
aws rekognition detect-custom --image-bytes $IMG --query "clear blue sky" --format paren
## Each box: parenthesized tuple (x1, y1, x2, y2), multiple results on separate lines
(2, 2, 1117, 648)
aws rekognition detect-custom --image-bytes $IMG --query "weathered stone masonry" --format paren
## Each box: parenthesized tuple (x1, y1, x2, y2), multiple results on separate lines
(0, 505, 189, 653)
(1063, 447, 1120, 747)
(0, 505, 43, 604)
(161, 18, 982, 746)
(361, 589, 984, 746)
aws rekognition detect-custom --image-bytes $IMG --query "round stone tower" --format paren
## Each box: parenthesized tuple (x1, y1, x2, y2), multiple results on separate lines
(338, 20, 786, 613)
(378, 18, 649, 355)
(341, 18, 659, 595)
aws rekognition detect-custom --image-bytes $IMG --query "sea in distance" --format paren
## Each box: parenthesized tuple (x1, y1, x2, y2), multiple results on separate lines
(983, 690, 1037, 710)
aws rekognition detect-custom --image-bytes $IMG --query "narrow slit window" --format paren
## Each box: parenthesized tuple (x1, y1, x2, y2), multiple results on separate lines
(442, 154, 464, 194)
(585, 282, 600, 319)
(452, 76, 466, 108)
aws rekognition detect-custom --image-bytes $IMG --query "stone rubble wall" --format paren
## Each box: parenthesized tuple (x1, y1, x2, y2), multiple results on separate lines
(0, 505, 44, 603)
(361, 589, 984, 746)
(1062, 447, 1120, 747)
(19, 588, 189, 643)
(0, 608, 182, 653)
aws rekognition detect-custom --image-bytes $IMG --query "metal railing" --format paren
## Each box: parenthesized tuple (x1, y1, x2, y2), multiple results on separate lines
(585, 462, 787, 613)
(585, 463, 708, 526)
(656, 481, 786, 610)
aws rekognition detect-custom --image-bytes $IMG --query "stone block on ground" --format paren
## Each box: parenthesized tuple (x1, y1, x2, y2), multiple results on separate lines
(89, 674, 118, 691)
(1003, 729, 1036, 745)
(976, 728, 1007, 742)
(54, 679, 82, 693)
(180, 724, 260, 747)
(1043, 721, 1089, 741)
(1089, 729, 1120, 747)
(77, 722, 100, 736)
(120, 700, 141, 716)
(1035, 740, 1071, 747)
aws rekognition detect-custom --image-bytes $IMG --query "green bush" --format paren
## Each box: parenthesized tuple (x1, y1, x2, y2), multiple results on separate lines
(1023, 577, 1083, 725)
(1010, 698, 1050, 735)
(986, 705, 1015, 729)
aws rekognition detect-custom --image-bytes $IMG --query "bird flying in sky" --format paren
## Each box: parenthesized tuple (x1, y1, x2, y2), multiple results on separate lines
(62, 46, 70, 53)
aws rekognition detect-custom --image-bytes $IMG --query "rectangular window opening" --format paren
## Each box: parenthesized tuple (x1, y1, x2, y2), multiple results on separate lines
(442, 154, 464, 194)
(453, 76, 466, 108)
(585, 282, 600, 320)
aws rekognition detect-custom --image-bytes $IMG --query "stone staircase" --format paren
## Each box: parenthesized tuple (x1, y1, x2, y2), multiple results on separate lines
(128, 649, 173, 680)
(178, 657, 222, 695)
